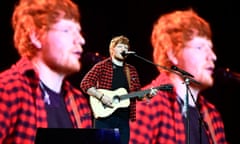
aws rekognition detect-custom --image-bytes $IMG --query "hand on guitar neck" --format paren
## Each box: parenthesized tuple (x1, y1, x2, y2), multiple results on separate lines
(142, 87, 159, 101)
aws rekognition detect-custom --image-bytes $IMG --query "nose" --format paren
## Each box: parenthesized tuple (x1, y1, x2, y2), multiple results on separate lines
(74, 32, 85, 46)
(210, 49, 217, 62)
(73, 35, 84, 55)
(78, 34, 85, 46)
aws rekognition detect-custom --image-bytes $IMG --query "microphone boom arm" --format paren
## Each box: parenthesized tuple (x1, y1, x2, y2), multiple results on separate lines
(133, 53, 201, 85)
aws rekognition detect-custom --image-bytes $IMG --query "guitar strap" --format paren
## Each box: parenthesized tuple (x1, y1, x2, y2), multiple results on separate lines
(203, 107, 217, 144)
(125, 65, 137, 121)
(125, 65, 131, 90)
(70, 95, 81, 128)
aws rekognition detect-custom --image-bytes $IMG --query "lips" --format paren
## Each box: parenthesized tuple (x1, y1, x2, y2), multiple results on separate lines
(73, 51, 82, 59)
(206, 67, 214, 75)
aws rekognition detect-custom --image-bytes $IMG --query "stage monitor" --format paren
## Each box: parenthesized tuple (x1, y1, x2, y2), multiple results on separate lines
(35, 128, 120, 144)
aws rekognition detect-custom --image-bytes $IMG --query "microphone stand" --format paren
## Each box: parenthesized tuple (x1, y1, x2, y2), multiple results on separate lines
(131, 53, 202, 144)
(184, 77, 190, 144)
(186, 82, 212, 144)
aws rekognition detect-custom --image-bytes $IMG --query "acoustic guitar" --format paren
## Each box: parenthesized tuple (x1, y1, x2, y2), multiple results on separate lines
(90, 84, 173, 118)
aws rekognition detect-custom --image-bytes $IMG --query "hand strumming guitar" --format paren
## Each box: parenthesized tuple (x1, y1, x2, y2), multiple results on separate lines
(99, 94, 113, 108)
(86, 87, 113, 108)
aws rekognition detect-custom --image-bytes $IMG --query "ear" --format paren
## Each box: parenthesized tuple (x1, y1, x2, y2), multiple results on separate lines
(167, 48, 178, 65)
(29, 31, 42, 49)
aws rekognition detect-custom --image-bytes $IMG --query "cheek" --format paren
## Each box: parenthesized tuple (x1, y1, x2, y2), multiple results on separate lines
(181, 49, 201, 65)
(114, 48, 119, 53)
(51, 38, 70, 54)
(180, 55, 199, 73)
(186, 58, 205, 78)
(43, 40, 64, 61)
(48, 32, 71, 47)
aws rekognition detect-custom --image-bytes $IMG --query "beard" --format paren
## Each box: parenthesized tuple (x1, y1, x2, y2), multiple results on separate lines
(114, 55, 125, 61)
(43, 53, 81, 76)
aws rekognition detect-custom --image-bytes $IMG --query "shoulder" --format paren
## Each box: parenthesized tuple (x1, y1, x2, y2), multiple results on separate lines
(93, 57, 111, 67)
(0, 67, 35, 89)
(0, 58, 37, 82)
(198, 95, 217, 110)
(64, 81, 81, 94)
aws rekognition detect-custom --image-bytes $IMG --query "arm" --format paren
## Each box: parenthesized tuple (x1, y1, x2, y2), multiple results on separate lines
(0, 89, 9, 143)
(80, 60, 113, 106)
(80, 63, 102, 93)
(86, 87, 104, 100)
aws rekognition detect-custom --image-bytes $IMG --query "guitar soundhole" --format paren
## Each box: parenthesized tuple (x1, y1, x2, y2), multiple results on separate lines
(113, 96, 120, 104)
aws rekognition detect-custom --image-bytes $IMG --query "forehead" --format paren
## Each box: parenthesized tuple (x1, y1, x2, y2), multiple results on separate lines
(115, 43, 129, 48)
(51, 19, 80, 29)
(186, 36, 212, 48)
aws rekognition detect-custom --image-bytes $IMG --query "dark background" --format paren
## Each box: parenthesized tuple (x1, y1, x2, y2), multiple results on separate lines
(0, 0, 239, 143)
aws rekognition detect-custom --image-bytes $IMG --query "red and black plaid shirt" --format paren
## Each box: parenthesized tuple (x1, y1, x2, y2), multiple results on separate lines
(130, 73, 228, 144)
(80, 57, 141, 121)
(0, 57, 92, 144)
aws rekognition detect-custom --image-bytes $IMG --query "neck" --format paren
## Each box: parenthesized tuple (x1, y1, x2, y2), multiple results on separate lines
(32, 58, 64, 93)
(170, 74, 199, 107)
(112, 57, 124, 66)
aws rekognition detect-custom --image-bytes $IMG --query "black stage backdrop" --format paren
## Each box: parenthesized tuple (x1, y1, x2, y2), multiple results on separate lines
(0, 0, 239, 143)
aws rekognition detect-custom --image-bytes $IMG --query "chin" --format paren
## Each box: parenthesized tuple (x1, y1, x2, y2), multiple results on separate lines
(66, 64, 81, 74)
(116, 56, 124, 61)
(74, 64, 81, 72)
(203, 80, 214, 88)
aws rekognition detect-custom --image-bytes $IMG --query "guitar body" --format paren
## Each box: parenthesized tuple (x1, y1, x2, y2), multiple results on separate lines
(90, 88, 130, 118)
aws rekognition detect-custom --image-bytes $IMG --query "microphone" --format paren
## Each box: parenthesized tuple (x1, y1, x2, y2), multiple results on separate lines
(121, 51, 136, 57)
(171, 66, 194, 78)
(215, 67, 240, 82)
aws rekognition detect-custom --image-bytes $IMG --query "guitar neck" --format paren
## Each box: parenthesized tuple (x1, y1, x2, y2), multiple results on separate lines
(119, 84, 173, 100)
(120, 90, 149, 100)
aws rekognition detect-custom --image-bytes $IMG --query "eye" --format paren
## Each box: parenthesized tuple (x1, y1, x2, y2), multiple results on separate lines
(196, 46, 202, 50)
(62, 28, 70, 33)
(116, 45, 123, 49)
